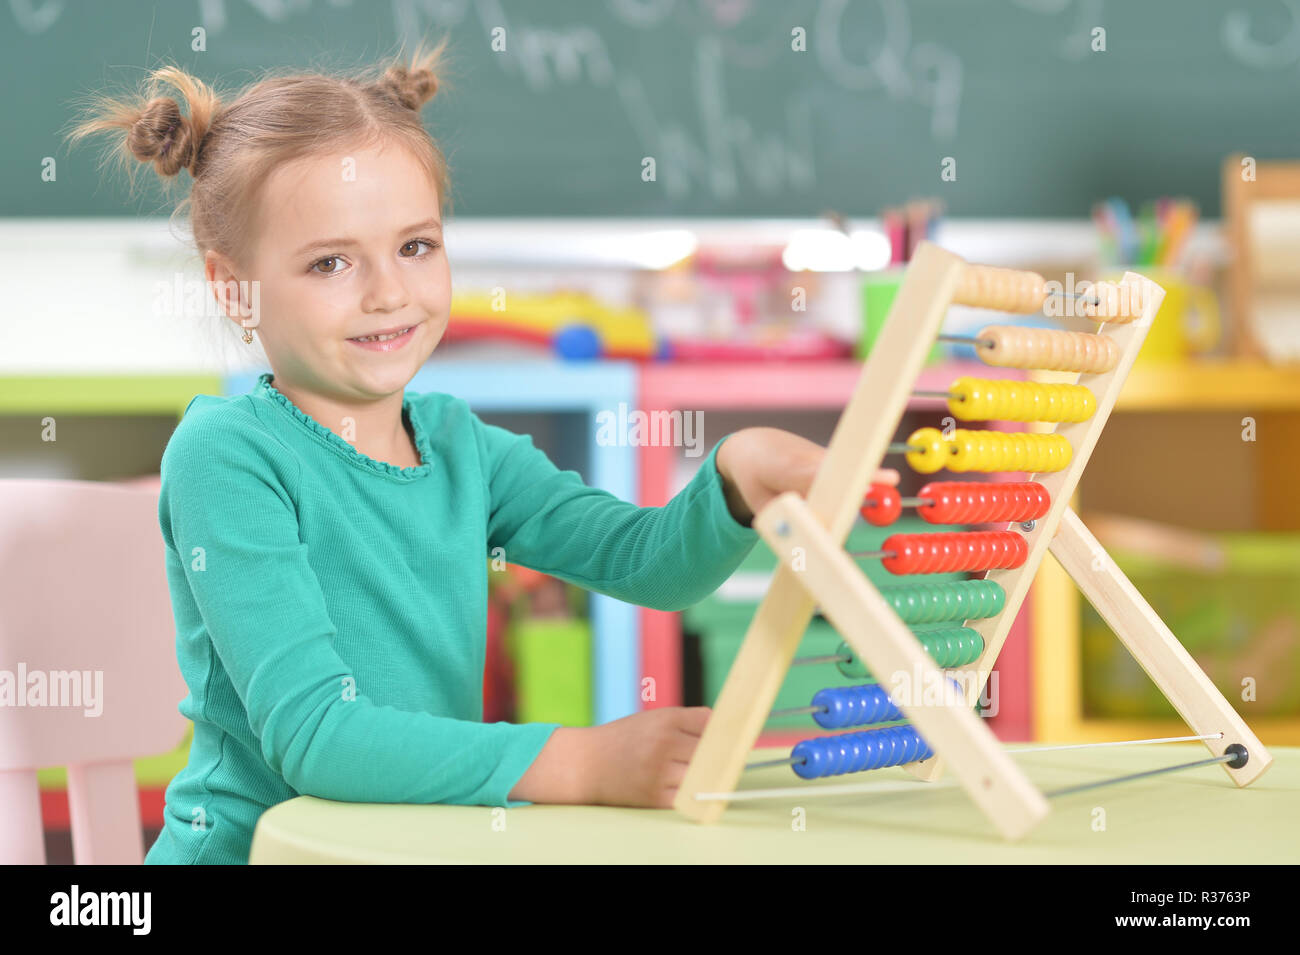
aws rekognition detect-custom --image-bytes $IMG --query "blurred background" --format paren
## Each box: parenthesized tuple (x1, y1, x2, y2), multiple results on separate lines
(2, 0, 1299, 860)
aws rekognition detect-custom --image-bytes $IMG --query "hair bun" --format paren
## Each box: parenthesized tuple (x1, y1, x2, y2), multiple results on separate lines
(128, 97, 199, 177)
(377, 64, 438, 111)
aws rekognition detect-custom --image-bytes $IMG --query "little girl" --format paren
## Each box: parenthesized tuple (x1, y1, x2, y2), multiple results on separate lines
(68, 40, 897, 865)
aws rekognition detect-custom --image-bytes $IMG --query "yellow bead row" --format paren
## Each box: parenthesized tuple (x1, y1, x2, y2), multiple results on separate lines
(906, 427, 1073, 474)
(947, 377, 1096, 423)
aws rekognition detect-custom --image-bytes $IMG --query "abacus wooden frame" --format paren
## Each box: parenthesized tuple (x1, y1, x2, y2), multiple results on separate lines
(673, 240, 1273, 841)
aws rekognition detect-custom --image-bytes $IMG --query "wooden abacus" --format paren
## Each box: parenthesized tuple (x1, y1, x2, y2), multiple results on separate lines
(674, 240, 1273, 841)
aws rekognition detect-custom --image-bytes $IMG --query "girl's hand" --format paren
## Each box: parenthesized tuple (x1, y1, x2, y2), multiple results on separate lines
(715, 427, 900, 527)
(509, 707, 712, 808)
(585, 707, 712, 808)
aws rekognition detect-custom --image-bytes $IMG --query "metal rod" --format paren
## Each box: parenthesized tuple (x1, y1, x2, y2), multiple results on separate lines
(1006, 733, 1223, 754)
(745, 754, 807, 770)
(790, 654, 850, 668)
(743, 758, 800, 774)
(768, 705, 824, 720)
(1043, 753, 1236, 799)
(694, 777, 948, 803)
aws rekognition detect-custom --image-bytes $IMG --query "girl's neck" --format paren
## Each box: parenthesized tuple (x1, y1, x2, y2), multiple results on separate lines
(271, 376, 421, 469)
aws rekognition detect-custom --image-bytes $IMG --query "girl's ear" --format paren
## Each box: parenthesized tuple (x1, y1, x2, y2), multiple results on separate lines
(204, 249, 251, 325)
(204, 247, 234, 287)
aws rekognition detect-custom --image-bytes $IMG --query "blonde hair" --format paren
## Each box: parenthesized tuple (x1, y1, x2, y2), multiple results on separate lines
(65, 39, 454, 273)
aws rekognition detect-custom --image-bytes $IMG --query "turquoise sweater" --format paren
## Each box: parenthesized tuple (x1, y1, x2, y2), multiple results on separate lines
(144, 373, 759, 864)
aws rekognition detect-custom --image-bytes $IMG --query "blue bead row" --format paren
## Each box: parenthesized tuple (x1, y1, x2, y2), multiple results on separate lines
(791, 724, 934, 779)
(811, 684, 903, 728)
(811, 678, 963, 728)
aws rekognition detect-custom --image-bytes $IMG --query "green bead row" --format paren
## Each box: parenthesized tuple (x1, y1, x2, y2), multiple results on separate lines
(836, 626, 986, 680)
(877, 579, 1006, 624)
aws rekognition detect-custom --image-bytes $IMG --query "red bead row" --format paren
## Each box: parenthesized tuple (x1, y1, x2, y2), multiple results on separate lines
(860, 481, 1051, 526)
(917, 481, 1050, 524)
(880, 530, 1028, 575)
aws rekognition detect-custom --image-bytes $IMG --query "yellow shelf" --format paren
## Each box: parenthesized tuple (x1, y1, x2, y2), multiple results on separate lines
(1115, 360, 1300, 410)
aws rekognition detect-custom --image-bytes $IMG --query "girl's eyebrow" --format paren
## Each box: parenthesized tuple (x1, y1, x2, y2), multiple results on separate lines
(294, 218, 443, 257)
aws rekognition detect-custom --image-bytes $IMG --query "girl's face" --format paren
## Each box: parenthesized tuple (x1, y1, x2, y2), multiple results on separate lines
(229, 140, 450, 402)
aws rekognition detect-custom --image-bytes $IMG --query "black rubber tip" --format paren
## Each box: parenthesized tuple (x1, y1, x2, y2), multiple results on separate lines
(1224, 743, 1249, 769)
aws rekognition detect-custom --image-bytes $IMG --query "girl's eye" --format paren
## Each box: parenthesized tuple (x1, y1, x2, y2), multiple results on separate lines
(401, 238, 441, 257)
(310, 255, 345, 275)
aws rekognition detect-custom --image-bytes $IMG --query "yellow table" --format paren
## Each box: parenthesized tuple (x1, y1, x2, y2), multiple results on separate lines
(250, 744, 1299, 864)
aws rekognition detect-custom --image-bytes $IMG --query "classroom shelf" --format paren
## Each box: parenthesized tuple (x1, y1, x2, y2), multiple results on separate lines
(1115, 360, 1300, 411)
(0, 375, 222, 416)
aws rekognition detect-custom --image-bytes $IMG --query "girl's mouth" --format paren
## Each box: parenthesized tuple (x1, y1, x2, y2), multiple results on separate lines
(347, 323, 419, 352)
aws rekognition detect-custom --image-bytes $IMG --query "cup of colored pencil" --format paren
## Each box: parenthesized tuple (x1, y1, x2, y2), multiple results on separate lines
(1092, 196, 1199, 269)
(1093, 197, 1221, 363)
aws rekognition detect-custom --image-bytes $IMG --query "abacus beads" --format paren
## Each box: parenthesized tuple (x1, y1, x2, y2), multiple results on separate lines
(952, 430, 1072, 473)
(906, 427, 1073, 474)
(875, 579, 1007, 624)
(860, 481, 1050, 525)
(903, 427, 948, 472)
(954, 265, 1144, 322)
(948, 377, 1095, 423)
(861, 483, 903, 524)
(954, 265, 1047, 313)
(811, 678, 964, 728)
(812, 683, 904, 728)
(1081, 281, 1144, 323)
(835, 626, 985, 678)
(791, 724, 933, 779)
(881, 530, 1027, 574)
(918, 480, 1049, 524)
(976, 326, 1120, 374)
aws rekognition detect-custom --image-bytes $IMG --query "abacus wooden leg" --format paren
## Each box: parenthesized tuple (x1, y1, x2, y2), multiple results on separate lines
(756, 491, 1050, 841)
(1049, 508, 1274, 787)
(672, 560, 819, 823)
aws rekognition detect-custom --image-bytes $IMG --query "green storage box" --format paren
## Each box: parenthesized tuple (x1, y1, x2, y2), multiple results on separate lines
(858, 270, 942, 365)
(1082, 533, 1300, 719)
(511, 617, 593, 726)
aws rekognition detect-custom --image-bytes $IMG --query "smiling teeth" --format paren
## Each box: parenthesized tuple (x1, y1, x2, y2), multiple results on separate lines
(353, 327, 411, 342)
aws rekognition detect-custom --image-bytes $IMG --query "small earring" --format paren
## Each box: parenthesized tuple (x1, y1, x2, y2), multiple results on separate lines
(242, 327, 254, 344)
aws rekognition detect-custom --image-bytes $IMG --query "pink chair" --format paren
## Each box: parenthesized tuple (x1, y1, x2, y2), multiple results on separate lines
(0, 477, 187, 864)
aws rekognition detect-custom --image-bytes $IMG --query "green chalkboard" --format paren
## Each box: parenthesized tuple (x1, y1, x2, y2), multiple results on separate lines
(4, 0, 1299, 218)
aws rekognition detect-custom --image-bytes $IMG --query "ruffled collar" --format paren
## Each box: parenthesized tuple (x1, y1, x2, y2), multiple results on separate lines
(255, 372, 434, 481)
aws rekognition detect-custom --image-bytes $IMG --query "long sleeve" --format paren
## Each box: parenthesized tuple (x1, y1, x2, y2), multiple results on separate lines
(161, 405, 558, 807)
(475, 419, 761, 612)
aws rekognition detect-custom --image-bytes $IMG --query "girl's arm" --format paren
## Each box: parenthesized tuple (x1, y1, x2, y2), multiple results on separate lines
(473, 415, 759, 614)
